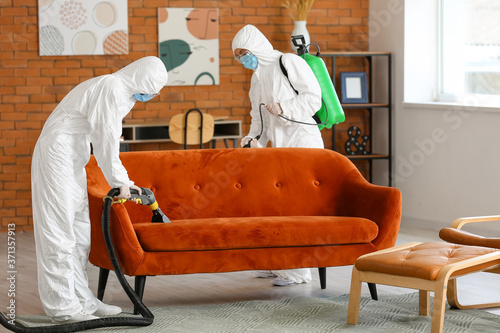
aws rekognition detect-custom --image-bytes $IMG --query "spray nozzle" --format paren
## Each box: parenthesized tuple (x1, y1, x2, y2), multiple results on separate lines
(291, 35, 308, 56)
(291, 35, 321, 57)
(242, 104, 265, 148)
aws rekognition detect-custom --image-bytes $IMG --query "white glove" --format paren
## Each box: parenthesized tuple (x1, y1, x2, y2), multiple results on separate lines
(117, 184, 142, 199)
(265, 103, 283, 116)
(130, 184, 142, 195)
(242, 137, 258, 148)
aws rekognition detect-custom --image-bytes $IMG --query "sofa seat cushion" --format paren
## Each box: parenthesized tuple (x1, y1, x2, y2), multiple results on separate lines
(133, 216, 378, 252)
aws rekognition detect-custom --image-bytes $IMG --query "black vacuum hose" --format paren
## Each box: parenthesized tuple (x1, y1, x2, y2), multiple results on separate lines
(0, 187, 154, 332)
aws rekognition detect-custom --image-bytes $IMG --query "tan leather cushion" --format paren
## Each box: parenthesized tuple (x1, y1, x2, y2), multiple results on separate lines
(355, 242, 499, 280)
(134, 216, 378, 251)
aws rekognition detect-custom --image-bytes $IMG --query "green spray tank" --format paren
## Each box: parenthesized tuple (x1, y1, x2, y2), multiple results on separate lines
(291, 35, 345, 130)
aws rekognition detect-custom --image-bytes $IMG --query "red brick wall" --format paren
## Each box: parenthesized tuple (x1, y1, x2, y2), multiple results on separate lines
(0, 0, 368, 231)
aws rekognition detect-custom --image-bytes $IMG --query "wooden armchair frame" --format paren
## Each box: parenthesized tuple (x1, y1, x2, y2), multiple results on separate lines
(439, 215, 500, 309)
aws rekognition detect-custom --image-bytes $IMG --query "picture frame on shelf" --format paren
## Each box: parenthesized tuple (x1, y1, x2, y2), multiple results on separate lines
(340, 72, 368, 103)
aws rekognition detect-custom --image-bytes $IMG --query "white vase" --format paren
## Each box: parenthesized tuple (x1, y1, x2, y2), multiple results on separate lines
(291, 20, 310, 52)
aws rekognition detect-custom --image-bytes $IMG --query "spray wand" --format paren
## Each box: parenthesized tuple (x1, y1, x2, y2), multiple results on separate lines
(242, 103, 265, 148)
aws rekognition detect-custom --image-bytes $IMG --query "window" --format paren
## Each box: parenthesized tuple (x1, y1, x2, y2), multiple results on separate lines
(440, 0, 500, 105)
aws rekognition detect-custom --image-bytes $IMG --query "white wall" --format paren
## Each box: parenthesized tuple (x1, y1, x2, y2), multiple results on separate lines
(369, 0, 500, 233)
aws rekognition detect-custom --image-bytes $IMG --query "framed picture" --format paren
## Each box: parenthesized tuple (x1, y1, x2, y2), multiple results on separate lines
(340, 72, 368, 103)
(38, 0, 129, 56)
(158, 8, 219, 86)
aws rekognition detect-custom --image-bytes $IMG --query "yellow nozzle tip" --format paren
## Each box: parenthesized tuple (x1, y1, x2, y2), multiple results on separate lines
(149, 201, 159, 211)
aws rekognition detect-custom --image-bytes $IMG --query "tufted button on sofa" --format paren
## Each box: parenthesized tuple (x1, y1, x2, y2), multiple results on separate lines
(86, 148, 402, 307)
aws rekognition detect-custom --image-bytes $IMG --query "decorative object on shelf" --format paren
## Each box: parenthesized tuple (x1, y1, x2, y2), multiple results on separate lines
(169, 108, 215, 149)
(291, 21, 310, 51)
(282, 0, 315, 51)
(345, 126, 370, 155)
(340, 72, 368, 104)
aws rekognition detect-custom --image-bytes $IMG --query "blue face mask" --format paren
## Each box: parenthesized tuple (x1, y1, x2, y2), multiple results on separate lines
(133, 93, 158, 102)
(239, 53, 258, 70)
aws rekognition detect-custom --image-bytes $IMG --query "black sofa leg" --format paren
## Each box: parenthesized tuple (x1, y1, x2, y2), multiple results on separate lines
(97, 268, 110, 301)
(133, 276, 147, 315)
(368, 282, 378, 300)
(318, 267, 326, 289)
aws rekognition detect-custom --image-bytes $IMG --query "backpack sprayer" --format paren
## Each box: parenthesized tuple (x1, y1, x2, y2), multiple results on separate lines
(280, 35, 345, 129)
(243, 35, 345, 147)
(0, 187, 169, 332)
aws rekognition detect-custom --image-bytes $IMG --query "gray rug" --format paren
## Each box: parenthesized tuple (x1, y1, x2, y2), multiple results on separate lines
(13, 293, 500, 332)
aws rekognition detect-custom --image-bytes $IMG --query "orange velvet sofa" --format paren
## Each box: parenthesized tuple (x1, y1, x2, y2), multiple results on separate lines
(86, 148, 402, 306)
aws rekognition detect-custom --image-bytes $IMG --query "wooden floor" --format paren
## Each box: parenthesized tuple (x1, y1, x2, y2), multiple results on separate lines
(1, 223, 500, 317)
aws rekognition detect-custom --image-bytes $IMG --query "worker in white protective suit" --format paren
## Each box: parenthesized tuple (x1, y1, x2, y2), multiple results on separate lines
(232, 25, 323, 286)
(233, 24, 323, 150)
(31, 56, 168, 323)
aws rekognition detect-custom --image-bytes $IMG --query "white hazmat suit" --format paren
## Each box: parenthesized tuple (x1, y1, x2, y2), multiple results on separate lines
(232, 24, 324, 149)
(31, 56, 168, 321)
(232, 25, 324, 285)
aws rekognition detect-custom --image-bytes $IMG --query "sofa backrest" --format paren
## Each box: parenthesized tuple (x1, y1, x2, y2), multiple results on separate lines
(86, 148, 364, 221)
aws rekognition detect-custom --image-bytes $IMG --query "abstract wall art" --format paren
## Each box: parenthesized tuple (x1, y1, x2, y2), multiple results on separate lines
(158, 8, 219, 86)
(38, 0, 128, 56)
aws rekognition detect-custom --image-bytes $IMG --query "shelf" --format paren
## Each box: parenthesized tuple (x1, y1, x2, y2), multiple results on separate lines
(121, 118, 241, 144)
(321, 51, 391, 57)
(342, 103, 389, 108)
(344, 154, 389, 160)
(320, 52, 392, 186)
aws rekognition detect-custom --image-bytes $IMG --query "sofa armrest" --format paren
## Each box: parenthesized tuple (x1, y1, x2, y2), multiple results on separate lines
(88, 188, 145, 276)
(335, 169, 402, 250)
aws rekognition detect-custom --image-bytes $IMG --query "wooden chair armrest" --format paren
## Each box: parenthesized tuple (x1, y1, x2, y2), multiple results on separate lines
(450, 215, 500, 230)
(441, 215, 500, 249)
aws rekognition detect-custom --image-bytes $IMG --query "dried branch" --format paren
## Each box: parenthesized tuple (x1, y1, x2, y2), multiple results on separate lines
(282, 0, 315, 21)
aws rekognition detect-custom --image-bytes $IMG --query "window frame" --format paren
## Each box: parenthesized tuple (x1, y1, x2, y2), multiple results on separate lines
(438, 0, 500, 106)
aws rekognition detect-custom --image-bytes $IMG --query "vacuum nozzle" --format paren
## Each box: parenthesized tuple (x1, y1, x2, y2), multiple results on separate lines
(129, 187, 171, 223)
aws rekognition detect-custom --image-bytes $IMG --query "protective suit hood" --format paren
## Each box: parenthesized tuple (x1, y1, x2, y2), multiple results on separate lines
(113, 56, 168, 96)
(232, 25, 281, 68)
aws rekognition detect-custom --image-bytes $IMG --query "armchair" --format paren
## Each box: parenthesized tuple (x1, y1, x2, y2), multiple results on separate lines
(439, 215, 500, 309)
